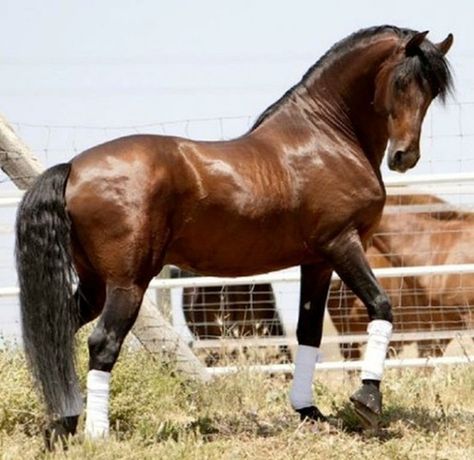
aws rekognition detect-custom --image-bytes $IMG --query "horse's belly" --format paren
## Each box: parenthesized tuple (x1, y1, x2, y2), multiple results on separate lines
(164, 215, 310, 276)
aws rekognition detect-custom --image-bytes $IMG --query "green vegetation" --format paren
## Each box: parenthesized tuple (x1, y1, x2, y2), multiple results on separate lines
(0, 335, 473, 459)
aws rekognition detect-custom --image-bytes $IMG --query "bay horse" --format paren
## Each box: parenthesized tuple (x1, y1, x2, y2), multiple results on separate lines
(15, 26, 453, 446)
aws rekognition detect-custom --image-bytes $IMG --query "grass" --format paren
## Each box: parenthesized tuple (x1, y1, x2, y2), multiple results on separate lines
(0, 334, 473, 459)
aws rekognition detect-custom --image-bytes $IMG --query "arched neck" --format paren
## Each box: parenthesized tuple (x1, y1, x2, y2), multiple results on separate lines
(303, 35, 399, 168)
(250, 34, 401, 174)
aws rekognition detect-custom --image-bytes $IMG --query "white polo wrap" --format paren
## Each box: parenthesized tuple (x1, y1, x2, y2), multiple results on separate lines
(85, 370, 111, 439)
(361, 319, 393, 381)
(289, 345, 321, 410)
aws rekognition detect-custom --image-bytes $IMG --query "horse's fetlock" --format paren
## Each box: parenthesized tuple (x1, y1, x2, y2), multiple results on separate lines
(371, 297, 393, 323)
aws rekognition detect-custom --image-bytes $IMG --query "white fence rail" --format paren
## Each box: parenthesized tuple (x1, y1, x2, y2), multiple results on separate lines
(208, 356, 474, 376)
(151, 263, 474, 289)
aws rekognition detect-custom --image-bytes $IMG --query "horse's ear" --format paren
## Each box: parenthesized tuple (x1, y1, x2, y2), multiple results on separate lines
(405, 31, 429, 56)
(435, 33, 454, 55)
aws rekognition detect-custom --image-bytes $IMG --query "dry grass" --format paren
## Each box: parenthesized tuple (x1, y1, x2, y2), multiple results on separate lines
(0, 334, 473, 460)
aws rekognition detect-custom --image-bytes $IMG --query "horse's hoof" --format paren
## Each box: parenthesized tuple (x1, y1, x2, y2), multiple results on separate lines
(350, 384, 382, 429)
(296, 405, 327, 422)
(44, 416, 79, 451)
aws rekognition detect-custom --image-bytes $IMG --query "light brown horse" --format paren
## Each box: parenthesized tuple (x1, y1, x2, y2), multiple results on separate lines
(329, 245, 452, 360)
(15, 26, 453, 445)
(374, 194, 474, 330)
(329, 194, 473, 360)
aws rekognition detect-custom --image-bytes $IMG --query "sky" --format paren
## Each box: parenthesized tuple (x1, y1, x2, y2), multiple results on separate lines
(1, 0, 474, 341)
(1, 1, 473, 164)
(1, 1, 473, 128)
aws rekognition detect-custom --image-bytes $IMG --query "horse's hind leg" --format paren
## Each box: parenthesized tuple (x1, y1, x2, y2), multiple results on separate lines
(85, 282, 146, 438)
(45, 275, 105, 448)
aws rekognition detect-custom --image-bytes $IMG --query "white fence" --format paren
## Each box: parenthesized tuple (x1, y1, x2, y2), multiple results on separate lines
(1, 172, 474, 372)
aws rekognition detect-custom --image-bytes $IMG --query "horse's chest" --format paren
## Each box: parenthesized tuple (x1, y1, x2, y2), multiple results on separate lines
(302, 179, 385, 239)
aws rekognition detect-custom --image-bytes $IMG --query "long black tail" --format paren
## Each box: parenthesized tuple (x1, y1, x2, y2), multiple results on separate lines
(15, 163, 82, 418)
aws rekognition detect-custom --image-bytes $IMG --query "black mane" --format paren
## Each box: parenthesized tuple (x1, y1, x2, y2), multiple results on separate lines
(251, 25, 453, 130)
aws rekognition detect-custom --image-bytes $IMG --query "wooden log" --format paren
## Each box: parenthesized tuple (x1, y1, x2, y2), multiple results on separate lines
(0, 115, 44, 189)
(133, 295, 211, 382)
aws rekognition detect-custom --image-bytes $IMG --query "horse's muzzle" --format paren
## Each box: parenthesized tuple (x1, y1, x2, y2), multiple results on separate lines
(387, 149, 420, 173)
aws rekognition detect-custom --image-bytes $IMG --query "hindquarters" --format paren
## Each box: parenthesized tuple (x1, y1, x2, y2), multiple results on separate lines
(65, 138, 176, 288)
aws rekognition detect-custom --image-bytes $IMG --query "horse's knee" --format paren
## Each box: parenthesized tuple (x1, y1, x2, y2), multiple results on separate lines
(296, 326, 321, 348)
(296, 305, 325, 348)
(369, 295, 393, 323)
(88, 326, 120, 372)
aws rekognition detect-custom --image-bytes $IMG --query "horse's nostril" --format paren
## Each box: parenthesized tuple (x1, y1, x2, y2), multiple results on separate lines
(394, 150, 404, 164)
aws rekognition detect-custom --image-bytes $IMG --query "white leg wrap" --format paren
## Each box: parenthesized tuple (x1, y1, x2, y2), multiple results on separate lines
(289, 345, 321, 410)
(361, 320, 393, 381)
(85, 370, 111, 439)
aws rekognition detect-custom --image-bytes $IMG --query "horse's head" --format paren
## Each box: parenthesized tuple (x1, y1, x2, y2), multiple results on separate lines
(374, 31, 453, 173)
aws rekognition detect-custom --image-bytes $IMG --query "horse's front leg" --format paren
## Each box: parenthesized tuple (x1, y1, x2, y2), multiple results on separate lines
(290, 264, 332, 422)
(323, 231, 393, 428)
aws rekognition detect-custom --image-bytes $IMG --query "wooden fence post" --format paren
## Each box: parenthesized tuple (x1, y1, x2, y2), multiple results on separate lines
(0, 114, 210, 382)
(0, 114, 45, 188)
(156, 266, 173, 322)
